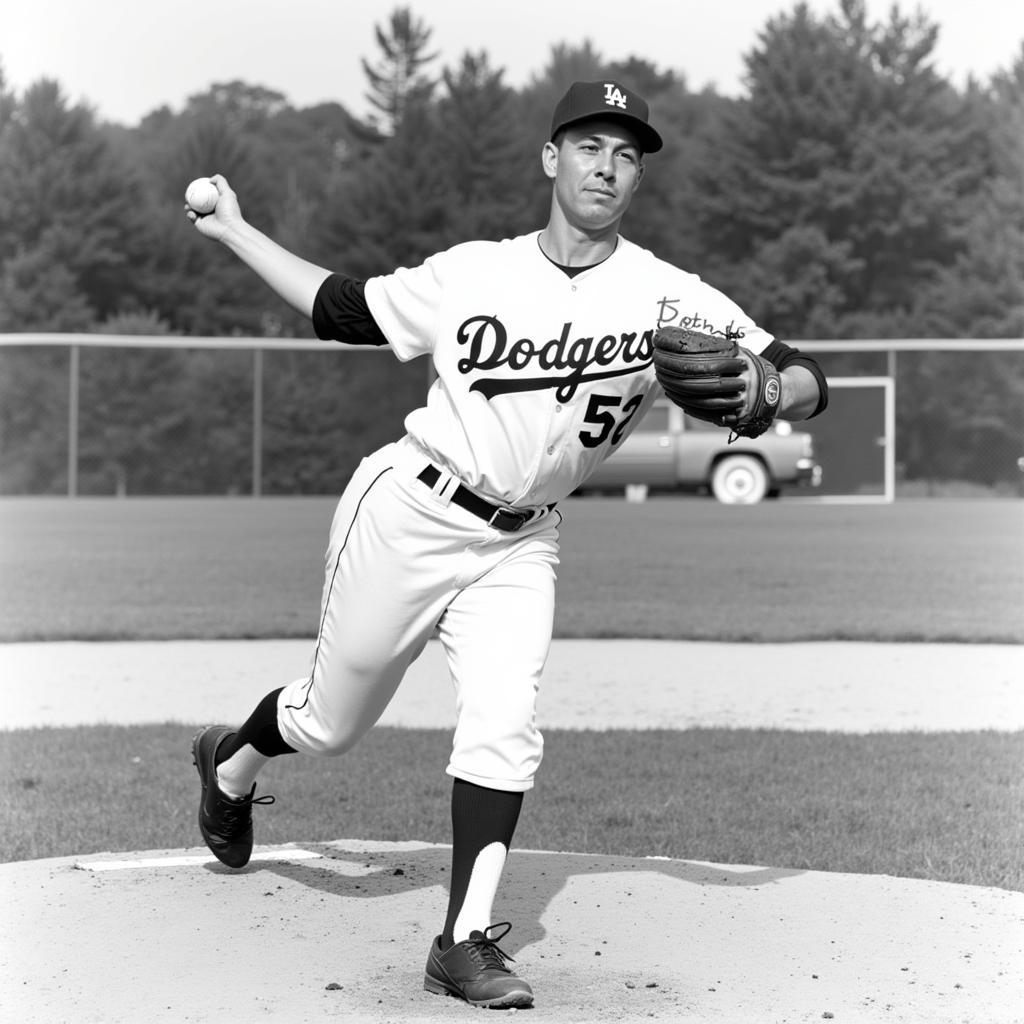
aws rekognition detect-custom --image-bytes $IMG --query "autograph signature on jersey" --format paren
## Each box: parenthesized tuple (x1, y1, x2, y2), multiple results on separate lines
(456, 313, 742, 403)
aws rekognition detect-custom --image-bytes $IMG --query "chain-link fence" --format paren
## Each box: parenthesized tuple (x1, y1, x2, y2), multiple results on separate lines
(1, 335, 1022, 498)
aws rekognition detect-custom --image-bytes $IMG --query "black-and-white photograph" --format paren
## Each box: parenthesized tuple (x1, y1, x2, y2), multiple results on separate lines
(1, 1, 1022, 1020)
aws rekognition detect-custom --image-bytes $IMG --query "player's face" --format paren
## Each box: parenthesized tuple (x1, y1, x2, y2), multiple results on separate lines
(543, 121, 645, 232)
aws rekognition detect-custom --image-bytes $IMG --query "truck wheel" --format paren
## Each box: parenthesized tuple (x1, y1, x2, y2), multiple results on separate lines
(711, 455, 769, 504)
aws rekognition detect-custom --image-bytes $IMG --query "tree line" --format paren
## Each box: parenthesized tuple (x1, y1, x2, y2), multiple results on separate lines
(0, 0, 1021, 494)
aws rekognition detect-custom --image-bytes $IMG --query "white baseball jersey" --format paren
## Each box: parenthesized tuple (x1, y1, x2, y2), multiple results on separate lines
(366, 230, 773, 507)
(277, 230, 775, 792)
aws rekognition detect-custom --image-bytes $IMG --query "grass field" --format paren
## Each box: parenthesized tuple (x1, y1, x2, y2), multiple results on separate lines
(1, 495, 1022, 889)
(0, 495, 1021, 641)
(3, 725, 1022, 890)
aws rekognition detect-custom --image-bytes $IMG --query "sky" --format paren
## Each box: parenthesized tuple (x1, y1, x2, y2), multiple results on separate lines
(4, 0, 1022, 126)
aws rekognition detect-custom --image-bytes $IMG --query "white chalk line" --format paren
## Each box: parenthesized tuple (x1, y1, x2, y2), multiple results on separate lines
(76, 847, 323, 872)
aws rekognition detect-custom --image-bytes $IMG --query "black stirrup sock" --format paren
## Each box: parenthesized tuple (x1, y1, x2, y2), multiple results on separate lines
(216, 687, 296, 762)
(441, 778, 523, 949)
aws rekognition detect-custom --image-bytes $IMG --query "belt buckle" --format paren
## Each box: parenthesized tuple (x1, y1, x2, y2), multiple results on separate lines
(488, 506, 530, 532)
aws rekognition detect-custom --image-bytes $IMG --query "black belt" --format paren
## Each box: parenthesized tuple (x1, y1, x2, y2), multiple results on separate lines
(417, 465, 549, 533)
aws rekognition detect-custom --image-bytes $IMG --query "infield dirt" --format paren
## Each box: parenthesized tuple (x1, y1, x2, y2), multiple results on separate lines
(4, 637, 1023, 732)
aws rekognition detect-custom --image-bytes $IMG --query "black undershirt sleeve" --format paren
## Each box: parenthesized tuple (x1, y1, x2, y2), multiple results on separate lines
(760, 339, 829, 419)
(311, 273, 389, 347)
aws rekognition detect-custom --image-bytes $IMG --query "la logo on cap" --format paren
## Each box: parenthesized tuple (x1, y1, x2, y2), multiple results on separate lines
(549, 79, 664, 153)
(603, 84, 628, 109)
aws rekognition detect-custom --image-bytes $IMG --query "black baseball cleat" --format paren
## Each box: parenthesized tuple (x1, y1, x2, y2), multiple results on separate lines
(191, 725, 274, 869)
(424, 922, 534, 1009)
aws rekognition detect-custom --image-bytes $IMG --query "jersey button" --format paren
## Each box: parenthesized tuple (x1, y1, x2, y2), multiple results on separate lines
(546, 445, 555, 455)
(555, 405, 562, 413)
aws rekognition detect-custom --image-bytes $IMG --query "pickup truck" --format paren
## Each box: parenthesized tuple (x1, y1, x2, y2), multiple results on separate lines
(577, 399, 821, 503)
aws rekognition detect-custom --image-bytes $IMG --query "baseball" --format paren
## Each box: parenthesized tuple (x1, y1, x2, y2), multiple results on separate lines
(185, 177, 219, 215)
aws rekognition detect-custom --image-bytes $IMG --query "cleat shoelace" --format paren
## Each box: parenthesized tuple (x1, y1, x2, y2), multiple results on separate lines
(466, 922, 516, 973)
(213, 788, 275, 836)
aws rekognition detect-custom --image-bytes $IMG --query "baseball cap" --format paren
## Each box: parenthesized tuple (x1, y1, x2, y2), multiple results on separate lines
(550, 80, 663, 154)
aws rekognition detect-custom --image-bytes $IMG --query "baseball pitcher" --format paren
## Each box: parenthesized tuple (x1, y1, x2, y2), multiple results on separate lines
(185, 79, 828, 1009)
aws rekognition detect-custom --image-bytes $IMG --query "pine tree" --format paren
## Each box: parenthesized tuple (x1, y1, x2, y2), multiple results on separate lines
(361, 6, 438, 134)
(435, 52, 537, 240)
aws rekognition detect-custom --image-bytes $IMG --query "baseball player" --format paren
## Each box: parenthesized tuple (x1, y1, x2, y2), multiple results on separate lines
(186, 80, 827, 1009)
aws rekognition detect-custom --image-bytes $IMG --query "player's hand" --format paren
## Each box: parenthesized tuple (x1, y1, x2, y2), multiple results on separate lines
(184, 174, 243, 242)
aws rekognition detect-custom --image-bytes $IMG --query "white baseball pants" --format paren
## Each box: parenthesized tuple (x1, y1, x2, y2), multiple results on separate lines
(276, 436, 560, 792)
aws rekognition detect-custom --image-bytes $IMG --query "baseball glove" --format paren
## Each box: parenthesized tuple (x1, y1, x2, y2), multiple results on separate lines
(651, 326, 782, 440)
